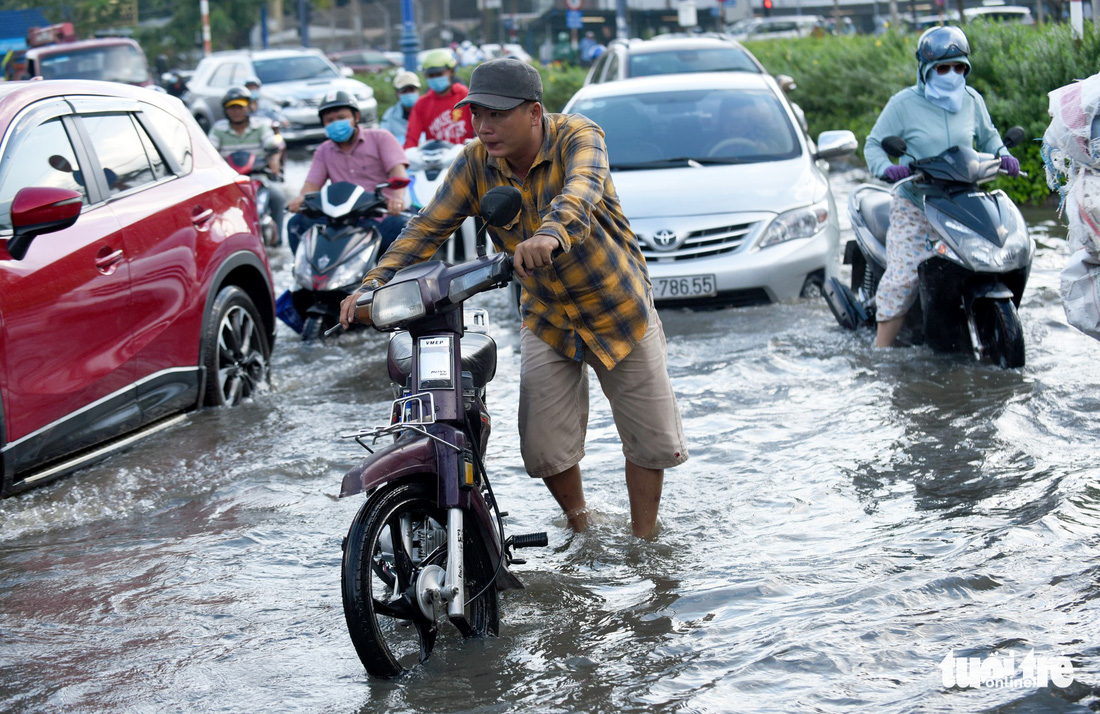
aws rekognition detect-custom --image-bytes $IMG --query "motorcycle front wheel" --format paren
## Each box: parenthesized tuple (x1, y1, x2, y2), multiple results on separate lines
(973, 299, 1025, 369)
(341, 480, 499, 678)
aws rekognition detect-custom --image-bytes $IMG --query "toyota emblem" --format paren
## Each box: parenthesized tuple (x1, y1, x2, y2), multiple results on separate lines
(651, 229, 678, 251)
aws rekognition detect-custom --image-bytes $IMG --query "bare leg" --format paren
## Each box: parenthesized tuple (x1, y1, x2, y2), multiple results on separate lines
(875, 316, 905, 348)
(625, 460, 664, 538)
(543, 464, 588, 532)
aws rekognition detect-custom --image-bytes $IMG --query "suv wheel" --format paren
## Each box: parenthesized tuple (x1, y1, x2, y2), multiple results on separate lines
(202, 286, 271, 407)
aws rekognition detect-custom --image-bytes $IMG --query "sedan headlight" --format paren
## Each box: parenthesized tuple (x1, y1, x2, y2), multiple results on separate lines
(372, 280, 426, 329)
(759, 200, 830, 248)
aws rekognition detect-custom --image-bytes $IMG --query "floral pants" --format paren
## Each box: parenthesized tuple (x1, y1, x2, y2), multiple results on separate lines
(876, 196, 936, 322)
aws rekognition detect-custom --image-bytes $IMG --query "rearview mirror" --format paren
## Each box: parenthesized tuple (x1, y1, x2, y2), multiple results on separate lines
(816, 130, 858, 161)
(882, 136, 908, 159)
(1003, 126, 1026, 150)
(7, 186, 83, 260)
(480, 186, 522, 227)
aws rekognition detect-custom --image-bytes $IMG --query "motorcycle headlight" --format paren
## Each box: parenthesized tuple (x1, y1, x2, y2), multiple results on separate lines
(372, 280, 426, 329)
(294, 245, 313, 289)
(940, 218, 1032, 272)
(328, 245, 377, 290)
(759, 200, 830, 249)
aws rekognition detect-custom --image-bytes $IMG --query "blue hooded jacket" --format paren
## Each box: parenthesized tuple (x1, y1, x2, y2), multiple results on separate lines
(864, 58, 1007, 207)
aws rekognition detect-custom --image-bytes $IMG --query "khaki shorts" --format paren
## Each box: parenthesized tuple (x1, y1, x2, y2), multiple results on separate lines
(518, 303, 689, 478)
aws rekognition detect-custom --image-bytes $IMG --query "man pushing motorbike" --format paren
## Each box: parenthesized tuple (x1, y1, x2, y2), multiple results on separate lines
(864, 26, 1020, 348)
(287, 90, 411, 255)
(339, 58, 688, 539)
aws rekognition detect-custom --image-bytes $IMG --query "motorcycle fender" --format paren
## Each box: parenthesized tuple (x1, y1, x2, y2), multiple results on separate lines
(968, 282, 1015, 301)
(339, 437, 437, 498)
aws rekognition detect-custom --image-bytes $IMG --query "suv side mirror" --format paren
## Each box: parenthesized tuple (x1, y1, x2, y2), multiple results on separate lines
(7, 187, 83, 260)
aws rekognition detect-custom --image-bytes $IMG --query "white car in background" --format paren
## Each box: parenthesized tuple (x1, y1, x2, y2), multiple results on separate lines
(563, 72, 856, 306)
(184, 48, 377, 142)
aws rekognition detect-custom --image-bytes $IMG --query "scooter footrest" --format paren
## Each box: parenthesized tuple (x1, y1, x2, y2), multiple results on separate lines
(511, 532, 549, 548)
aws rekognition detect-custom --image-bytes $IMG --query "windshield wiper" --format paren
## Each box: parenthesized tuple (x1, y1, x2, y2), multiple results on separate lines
(609, 157, 751, 170)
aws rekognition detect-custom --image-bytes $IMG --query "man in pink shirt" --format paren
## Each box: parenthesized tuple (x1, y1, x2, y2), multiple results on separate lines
(287, 90, 411, 254)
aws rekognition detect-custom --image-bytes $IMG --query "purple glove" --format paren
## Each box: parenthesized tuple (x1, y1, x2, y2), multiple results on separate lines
(1000, 155, 1020, 177)
(883, 164, 911, 182)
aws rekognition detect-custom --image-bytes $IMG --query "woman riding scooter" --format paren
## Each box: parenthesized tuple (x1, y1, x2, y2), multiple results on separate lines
(864, 25, 1020, 348)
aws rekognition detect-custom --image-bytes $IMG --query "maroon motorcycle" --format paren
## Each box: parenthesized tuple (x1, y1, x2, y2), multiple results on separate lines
(339, 186, 547, 677)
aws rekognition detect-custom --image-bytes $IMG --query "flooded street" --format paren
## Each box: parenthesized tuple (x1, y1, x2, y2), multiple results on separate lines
(2, 164, 1099, 713)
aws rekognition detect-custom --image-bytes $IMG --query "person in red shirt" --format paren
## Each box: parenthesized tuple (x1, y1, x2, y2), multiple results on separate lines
(403, 49, 474, 148)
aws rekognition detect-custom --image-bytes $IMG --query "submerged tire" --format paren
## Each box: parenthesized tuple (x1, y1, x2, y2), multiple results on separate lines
(201, 286, 271, 407)
(974, 299, 1025, 369)
(342, 481, 499, 677)
(301, 316, 324, 342)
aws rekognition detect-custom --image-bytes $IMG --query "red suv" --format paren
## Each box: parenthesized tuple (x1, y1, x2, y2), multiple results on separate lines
(0, 80, 277, 496)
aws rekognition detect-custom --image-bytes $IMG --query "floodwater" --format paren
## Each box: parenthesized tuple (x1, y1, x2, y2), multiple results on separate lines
(1, 165, 1098, 714)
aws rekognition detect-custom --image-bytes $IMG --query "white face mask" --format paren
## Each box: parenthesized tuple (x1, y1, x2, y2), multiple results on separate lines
(925, 68, 967, 113)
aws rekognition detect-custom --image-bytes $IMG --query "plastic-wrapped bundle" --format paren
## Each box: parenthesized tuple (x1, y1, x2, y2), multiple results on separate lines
(1043, 73, 1100, 339)
(1042, 73, 1100, 254)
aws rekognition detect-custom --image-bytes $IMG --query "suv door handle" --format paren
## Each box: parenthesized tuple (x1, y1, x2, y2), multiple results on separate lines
(95, 247, 125, 275)
(191, 207, 214, 227)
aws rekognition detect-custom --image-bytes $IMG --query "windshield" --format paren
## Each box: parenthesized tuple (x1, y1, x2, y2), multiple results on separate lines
(253, 55, 339, 84)
(571, 87, 801, 169)
(628, 47, 759, 78)
(38, 44, 148, 85)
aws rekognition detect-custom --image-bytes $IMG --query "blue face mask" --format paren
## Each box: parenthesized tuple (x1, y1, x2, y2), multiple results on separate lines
(325, 118, 355, 143)
(924, 68, 967, 113)
(249, 90, 261, 100)
(427, 76, 451, 94)
(399, 92, 418, 108)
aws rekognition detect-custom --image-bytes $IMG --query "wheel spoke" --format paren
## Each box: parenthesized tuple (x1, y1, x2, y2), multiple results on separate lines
(416, 620, 438, 664)
(387, 513, 416, 586)
(372, 595, 417, 620)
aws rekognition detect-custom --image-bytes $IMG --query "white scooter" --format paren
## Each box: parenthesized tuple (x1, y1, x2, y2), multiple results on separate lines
(405, 139, 480, 263)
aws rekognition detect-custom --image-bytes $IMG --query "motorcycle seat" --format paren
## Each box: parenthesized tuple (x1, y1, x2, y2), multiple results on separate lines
(859, 192, 893, 244)
(387, 331, 497, 388)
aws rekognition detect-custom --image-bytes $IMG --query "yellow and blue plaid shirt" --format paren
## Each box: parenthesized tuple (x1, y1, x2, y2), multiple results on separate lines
(364, 112, 652, 369)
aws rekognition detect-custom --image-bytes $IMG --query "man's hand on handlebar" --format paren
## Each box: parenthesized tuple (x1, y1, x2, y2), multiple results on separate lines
(385, 192, 408, 216)
(339, 290, 373, 330)
(513, 234, 560, 279)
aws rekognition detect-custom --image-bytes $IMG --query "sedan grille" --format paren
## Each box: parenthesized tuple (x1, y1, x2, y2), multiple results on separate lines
(639, 221, 757, 262)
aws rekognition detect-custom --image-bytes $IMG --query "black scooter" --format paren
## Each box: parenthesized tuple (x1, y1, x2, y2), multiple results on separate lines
(277, 178, 409, 341)
(825, 127, 1034, 368)
(339, 186, 547, 677)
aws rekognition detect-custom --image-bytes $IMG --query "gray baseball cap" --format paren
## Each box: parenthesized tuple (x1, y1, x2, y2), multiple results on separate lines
(455, 58, 542, 111)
